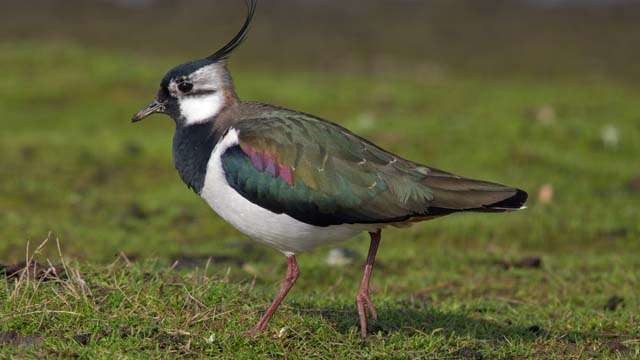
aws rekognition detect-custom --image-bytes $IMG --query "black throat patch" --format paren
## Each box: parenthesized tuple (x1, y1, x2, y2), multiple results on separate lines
(172, 122, 221, 194)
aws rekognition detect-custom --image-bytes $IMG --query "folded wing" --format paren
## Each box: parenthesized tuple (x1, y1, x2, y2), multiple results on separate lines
(221, 110, 526, 227)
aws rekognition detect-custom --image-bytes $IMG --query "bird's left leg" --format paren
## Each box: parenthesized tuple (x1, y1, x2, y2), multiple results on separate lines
(356, 229, 381, 338)
(246, 255, 299, 337)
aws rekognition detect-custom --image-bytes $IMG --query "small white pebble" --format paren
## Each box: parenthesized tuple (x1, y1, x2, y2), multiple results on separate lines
(538, 184, 554, 205)
(242, 263, 259, 277)
(206, 333, 216, 344)
(601, 124, 620, 149)
(535, 105, 556, 125)
(326, 248, 360, 267)
(277, 326, 289, 338)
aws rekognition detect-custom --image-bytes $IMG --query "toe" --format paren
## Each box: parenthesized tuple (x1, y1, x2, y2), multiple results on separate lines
(244, 325, 263, 338)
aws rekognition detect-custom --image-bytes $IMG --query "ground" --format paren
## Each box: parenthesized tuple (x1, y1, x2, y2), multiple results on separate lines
(0, 42, 638, 358)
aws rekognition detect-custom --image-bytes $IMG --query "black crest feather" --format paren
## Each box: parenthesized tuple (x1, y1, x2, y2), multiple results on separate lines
(208, 0, 257, 61)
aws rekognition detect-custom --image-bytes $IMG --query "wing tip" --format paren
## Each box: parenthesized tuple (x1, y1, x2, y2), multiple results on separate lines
(486, 188, 529, 211)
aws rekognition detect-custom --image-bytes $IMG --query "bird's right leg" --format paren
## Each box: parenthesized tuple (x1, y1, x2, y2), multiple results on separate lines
(356, 230, 381, 338)
(246, 254, 299, 337)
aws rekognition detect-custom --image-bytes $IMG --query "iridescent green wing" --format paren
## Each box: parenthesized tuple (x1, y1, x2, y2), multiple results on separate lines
(221, 109, 523, 226)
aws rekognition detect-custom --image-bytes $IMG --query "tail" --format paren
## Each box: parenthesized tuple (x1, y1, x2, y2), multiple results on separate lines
(421, 171, 528, 216)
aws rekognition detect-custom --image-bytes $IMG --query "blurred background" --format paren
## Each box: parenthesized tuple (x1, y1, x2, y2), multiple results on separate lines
(3, 0, 640, 80)
(2, 2, 639, 355)
(0, 0, 638, 263)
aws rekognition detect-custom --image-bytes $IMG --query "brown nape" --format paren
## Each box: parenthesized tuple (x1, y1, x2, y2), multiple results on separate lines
(222, 87, 239, 107)
(218, 61, 240, 101)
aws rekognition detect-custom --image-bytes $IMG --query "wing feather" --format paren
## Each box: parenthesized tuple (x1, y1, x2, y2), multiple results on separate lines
(219, 108, 526, 227)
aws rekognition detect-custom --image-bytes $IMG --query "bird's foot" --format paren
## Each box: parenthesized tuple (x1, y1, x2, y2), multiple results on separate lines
(356, 290, 377, 337)
(243, 325, 264, 338)
(244, 318, 269, 338)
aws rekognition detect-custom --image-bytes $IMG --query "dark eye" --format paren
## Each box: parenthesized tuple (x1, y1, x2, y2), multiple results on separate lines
(178, 82, 193, 93)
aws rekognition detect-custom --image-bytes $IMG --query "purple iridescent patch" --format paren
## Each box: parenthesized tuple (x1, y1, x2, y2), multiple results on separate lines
(240, 144, 294, 186)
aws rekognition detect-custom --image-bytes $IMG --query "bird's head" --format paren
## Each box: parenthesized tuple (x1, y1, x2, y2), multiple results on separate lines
(132, 0, 256, 126)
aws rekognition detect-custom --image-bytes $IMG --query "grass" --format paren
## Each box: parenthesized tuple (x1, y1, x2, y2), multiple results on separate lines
(1, 42, 639, 358)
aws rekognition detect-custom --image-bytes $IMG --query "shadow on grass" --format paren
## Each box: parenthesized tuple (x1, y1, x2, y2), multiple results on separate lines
(291, 302, 586, 343)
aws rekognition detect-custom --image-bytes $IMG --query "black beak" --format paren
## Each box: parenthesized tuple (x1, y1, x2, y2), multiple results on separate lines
(132, 100, 165, 123)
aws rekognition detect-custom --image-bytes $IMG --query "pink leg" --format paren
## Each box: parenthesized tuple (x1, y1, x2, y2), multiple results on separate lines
(356, 230, 381, 338)
(246, 255, 299, 336)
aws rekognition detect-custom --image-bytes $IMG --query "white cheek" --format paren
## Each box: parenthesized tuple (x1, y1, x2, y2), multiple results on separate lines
(179, 93, 223, 125)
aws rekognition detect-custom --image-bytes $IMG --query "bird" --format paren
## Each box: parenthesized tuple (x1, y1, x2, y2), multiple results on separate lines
(132, 0, 527, 338)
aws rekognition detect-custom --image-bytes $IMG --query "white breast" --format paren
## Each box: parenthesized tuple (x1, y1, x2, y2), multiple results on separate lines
(200, 128, 371, 255)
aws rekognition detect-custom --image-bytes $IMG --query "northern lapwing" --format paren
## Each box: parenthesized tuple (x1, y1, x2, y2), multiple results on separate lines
(132, 0, 528, 338)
